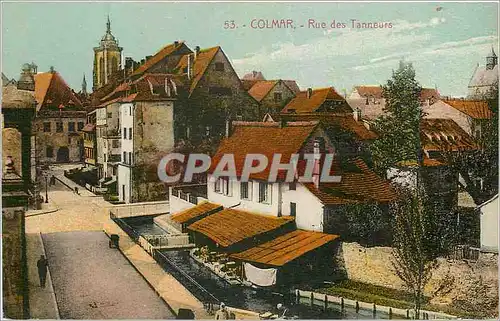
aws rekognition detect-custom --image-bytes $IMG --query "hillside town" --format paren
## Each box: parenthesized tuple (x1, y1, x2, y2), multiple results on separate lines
(2, 15, 498, 320)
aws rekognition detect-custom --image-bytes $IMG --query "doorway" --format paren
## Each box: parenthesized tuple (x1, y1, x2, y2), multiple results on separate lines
(56, 147, 70, 162)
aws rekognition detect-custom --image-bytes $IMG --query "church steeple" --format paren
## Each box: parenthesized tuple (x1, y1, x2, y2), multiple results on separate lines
(93, 15, 123, 91)
(106, 15, 111, 34)
(82, 74, 87, 95)
(486, 46, 498, 70)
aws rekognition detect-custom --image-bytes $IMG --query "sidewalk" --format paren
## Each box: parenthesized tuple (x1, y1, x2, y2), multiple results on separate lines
(26, 233, 60, 319)
(25, 202, 59, 217)
(103, 218, 211, 319)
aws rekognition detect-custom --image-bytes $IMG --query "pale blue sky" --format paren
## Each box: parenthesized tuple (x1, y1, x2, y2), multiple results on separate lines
(2, 2, 498, 97)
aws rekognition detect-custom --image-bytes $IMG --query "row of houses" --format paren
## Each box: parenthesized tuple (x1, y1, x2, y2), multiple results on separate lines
(162, 120, 396, 287)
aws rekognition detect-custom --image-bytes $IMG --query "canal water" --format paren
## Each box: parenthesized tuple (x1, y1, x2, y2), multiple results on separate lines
(122, 217, 393, 319)
(125, 216, 170, 235)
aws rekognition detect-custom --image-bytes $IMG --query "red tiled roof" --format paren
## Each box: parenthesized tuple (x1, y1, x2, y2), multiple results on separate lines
(132, 41, 188, 76)
(279, 113, 378, 141)
(171, 201, 223, 224)
(444, 99, 492, 119)
(175, 47, 220, 95)
(247, 80, 279, 102)
(354, 86, 439, 101)
(34, 73, 53, 107)
(354, 86, 384, 99)
(209, 122, 319, 180)
(100, 82, 131, 102)
(99, 73, 182, 105)
(304, 158, 397, 205)
(282, 87, 347, 113)
(230, 230, 338, 267)
(34, 72, 82, 111)
(187, 208, 294, 247)
(421, 118, 477, 152)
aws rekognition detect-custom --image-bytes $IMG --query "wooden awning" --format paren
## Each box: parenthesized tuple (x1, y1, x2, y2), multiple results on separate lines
(187, 208, 294, 247)
(170, 201, 222, 224)
(230, 230, 339, 267)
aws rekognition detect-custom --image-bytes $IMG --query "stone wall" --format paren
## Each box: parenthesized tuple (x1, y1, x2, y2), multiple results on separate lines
(336, 242, 499, 317)
(2, 207, 28, 319)
(34, 116, 85, 163)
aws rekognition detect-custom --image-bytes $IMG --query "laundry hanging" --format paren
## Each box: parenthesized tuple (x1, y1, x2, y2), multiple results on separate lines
(243, 262, 277, 287)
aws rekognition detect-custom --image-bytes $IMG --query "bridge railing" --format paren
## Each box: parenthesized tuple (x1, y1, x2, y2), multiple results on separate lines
(110, 201, 170, 218)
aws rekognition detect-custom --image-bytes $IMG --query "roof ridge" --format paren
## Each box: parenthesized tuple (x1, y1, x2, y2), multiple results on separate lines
(223, 207, 294, 220)
(232, 121, 318, 127)
(187, 46, 221, 97)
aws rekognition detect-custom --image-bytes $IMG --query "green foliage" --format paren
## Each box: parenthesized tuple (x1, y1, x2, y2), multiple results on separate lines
(391, 188, 435, 318)
(370, 62, 424, 173)
(334, 203, 391, 246)
(444, 86, 498, 205)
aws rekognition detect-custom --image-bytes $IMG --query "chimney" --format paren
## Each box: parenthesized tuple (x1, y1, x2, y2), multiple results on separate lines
(307, 88, 313, 99)
(225, 119, 231, 138)
(174, 40, 179, 46)
(312, 137, 325, 188)
(165, 78, 171, 97)
(146, 55, 152, 61)
(195, 46, 200, 59)
(187, 54, 192, 80)
(353, 107, 362, 121)
(125, 57, 133, 69)
(140, 59, 146, 65)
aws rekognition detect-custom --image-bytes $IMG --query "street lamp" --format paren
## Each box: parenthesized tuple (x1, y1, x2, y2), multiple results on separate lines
(45, 175, 49, 203)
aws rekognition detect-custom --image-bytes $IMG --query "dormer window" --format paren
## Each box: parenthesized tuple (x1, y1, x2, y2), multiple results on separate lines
(215, 62, 225, 71)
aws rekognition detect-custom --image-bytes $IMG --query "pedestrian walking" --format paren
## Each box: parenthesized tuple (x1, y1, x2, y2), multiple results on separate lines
(50, 175, 56, 186)
(37, 255, 48, 288)
(215, 302, 229, 320)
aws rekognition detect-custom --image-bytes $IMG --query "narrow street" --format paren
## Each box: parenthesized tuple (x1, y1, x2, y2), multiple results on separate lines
(42, 231, 173, 319)
(25, 164, 175, 319)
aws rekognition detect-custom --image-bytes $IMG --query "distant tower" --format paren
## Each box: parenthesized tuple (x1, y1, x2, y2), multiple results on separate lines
(486, 47, 498, 70)
(17, 63, 35, 91)
(82, 74, 87, 95)
(93, 15, 122, 90)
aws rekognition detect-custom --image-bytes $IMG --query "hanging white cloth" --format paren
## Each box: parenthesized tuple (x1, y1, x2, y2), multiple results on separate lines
(243, 263, 277, 287)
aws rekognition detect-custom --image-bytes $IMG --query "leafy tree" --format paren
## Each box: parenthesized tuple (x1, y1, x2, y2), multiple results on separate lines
(391, 188, 435, 319)
(443, 87, 498, 205)
(370, 62, 424, 174)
